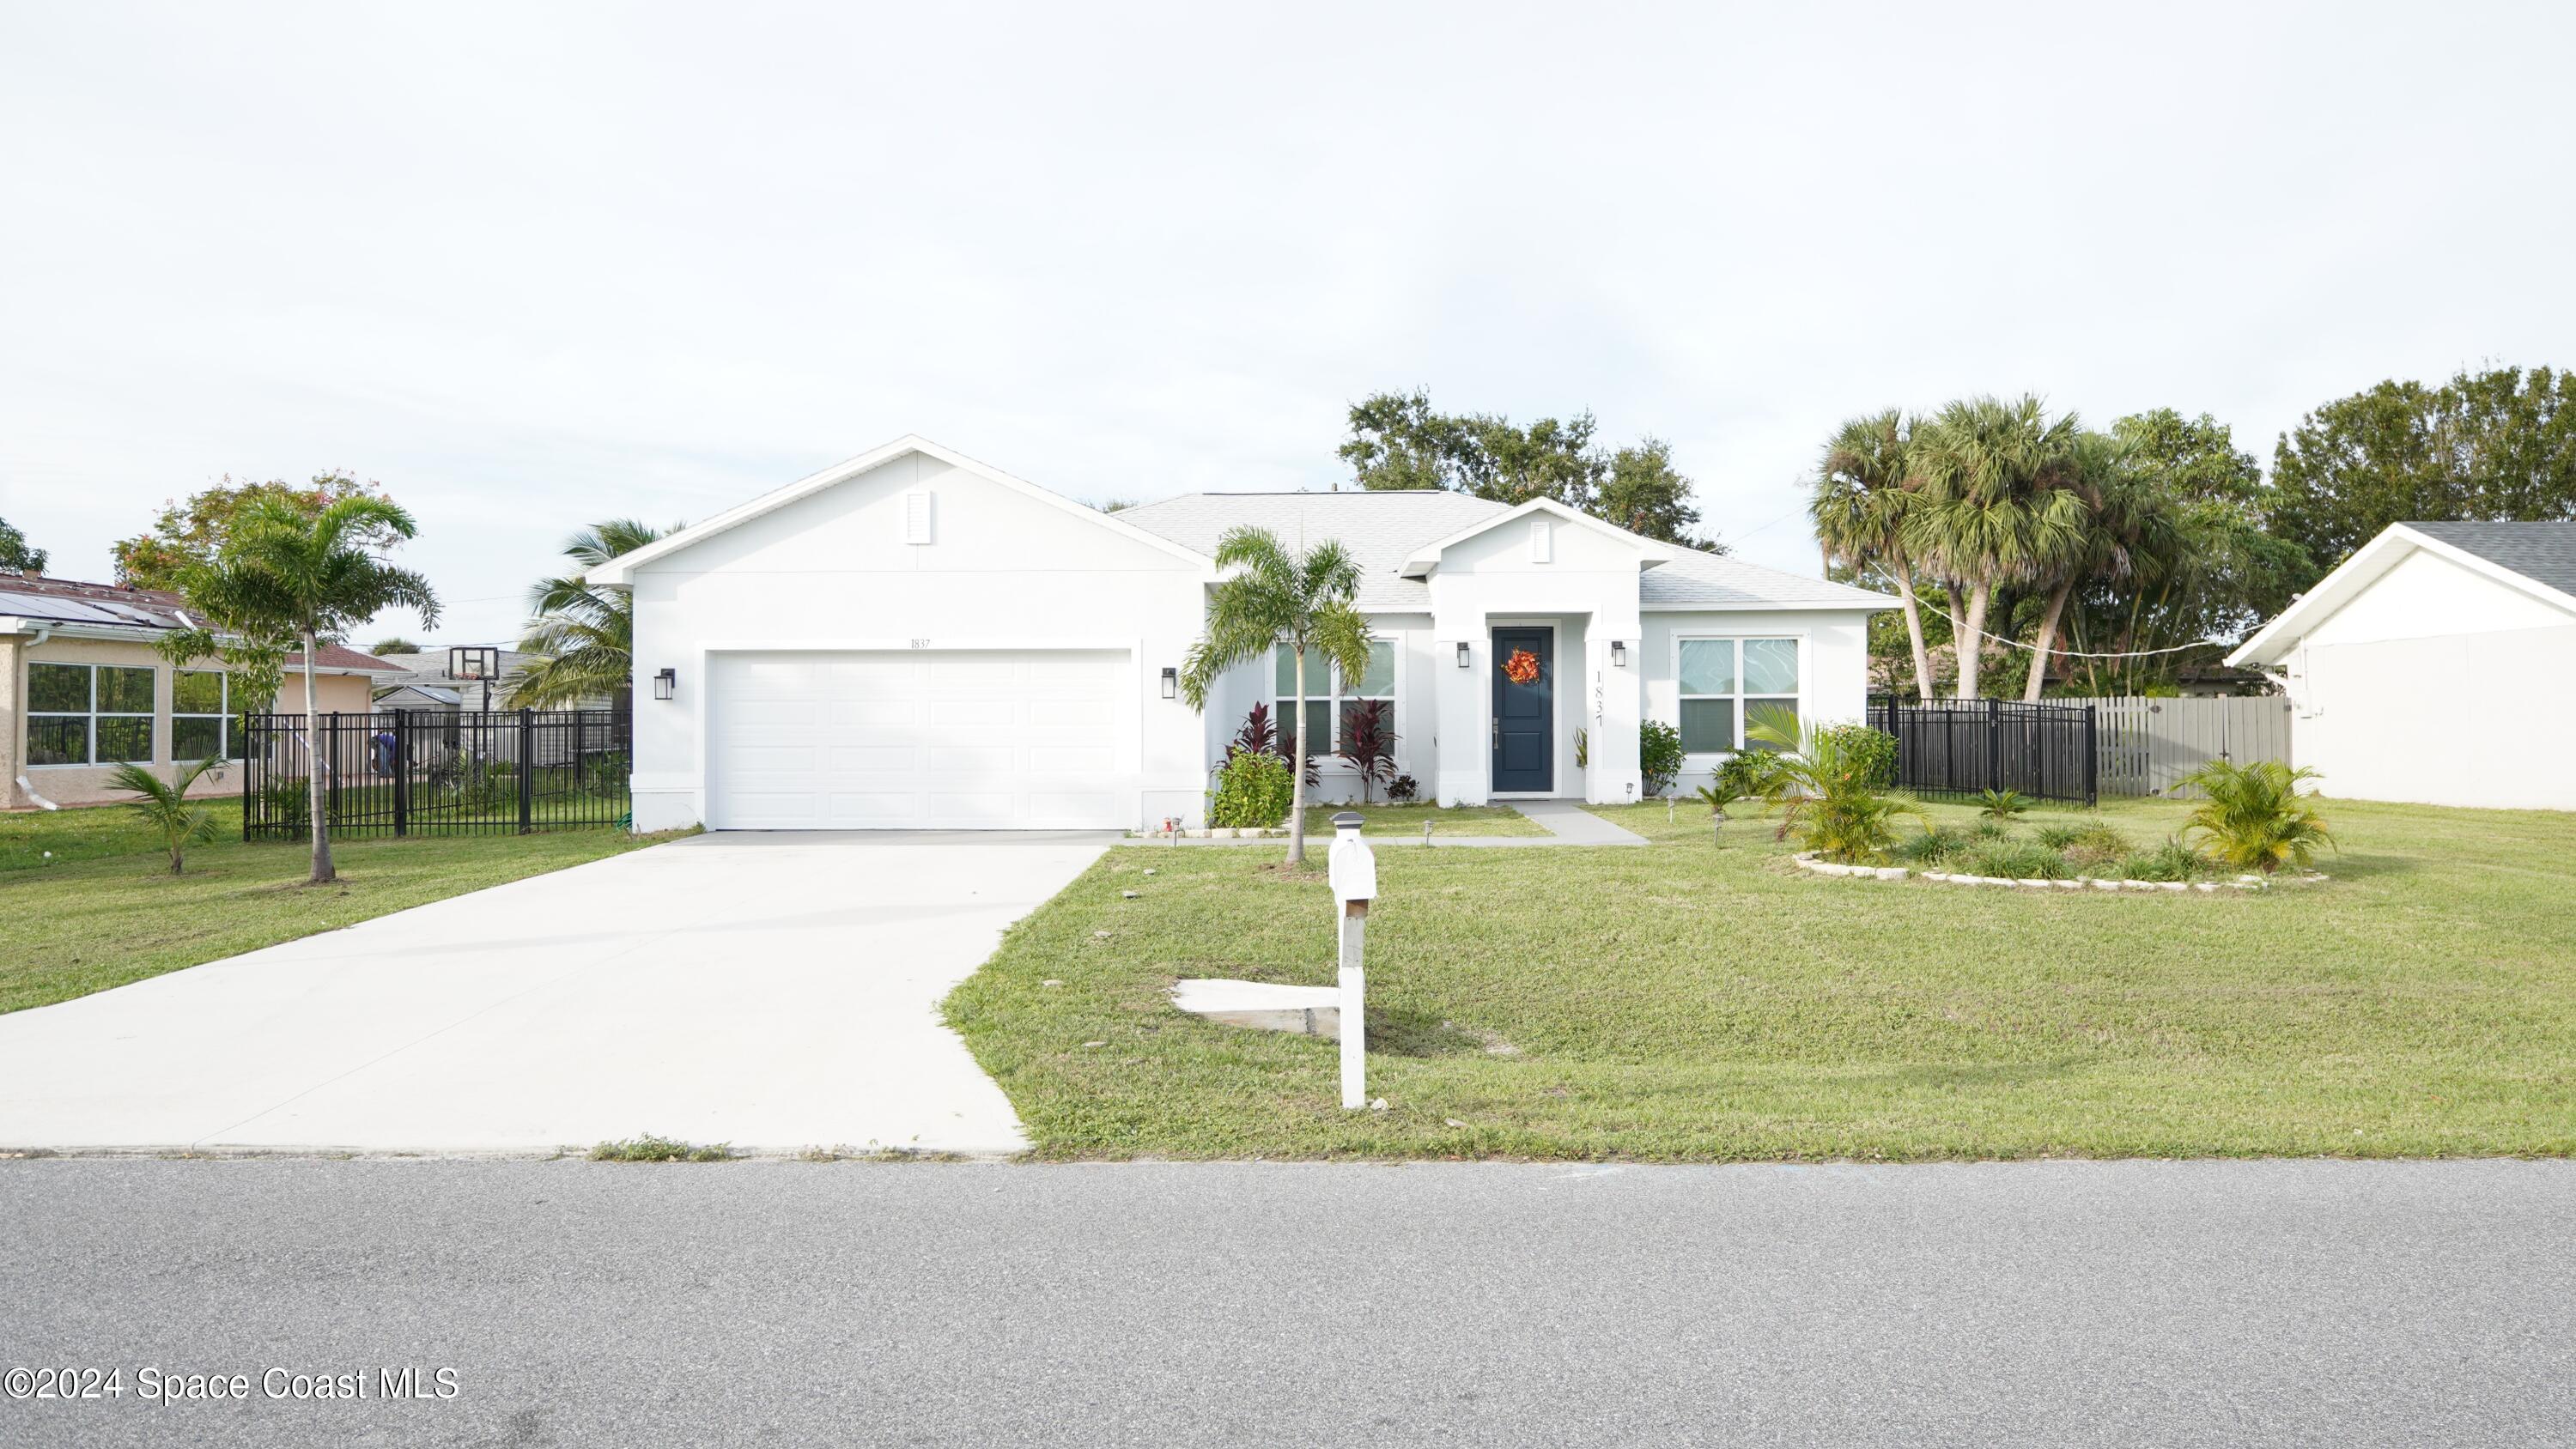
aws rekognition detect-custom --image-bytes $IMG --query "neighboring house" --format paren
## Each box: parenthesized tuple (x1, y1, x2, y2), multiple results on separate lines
(2228, 521, 2576, 811)
(369, 651, 613, 712)
(0, 573, 398, 809)
(592, 435, 1892, 833)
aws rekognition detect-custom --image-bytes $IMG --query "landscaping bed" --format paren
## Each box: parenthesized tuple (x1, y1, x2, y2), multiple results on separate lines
(947, 794, 2576, 1161)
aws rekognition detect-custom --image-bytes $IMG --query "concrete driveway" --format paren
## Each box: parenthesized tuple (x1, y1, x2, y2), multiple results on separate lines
(0, 831, 1114, 1155)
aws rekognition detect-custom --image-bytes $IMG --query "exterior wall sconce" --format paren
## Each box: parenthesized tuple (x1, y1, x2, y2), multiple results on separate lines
(1610, 640, 1627, 668)
(1455, 641, 1471, 669)
(653, 668, 677, 701)
(1160, 666, 1178, 700)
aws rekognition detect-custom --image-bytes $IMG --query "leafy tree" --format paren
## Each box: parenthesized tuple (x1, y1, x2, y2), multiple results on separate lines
(0, 516, 46, 574)
(369, 636, 422, 657)
(1598, 439, 1719, 549)
(510, 518, 677, 708)
(1177, 526, 1372, 866)
(1814, 409, 1935, 697)
(2058, 410, 2306, 694)
(1339, 391, 1722, 547)
(114, 474, 393, 590)
(159, 496, 440, 884)
(109, 758, 222, 874)
(1904, 396, 2085, 699)
(2268, 365, 2576, 583)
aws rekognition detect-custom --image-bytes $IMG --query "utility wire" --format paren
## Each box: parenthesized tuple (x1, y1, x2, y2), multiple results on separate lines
(1905, 594, 2232, 660)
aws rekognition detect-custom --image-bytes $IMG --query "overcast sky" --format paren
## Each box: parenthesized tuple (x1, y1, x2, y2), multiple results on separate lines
(4, 1, 2570, 646)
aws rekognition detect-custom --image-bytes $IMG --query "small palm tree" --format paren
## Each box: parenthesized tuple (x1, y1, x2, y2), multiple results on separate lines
(1747, 705, 1929, 864)
(161, 494, 440, 885)
(110, 759, 222, 874)
(2178, 759, 2334, 874)
(1975, 788, 2034, 822)
(511, 518, 676, 708)
(1178, 526, 1372, 866)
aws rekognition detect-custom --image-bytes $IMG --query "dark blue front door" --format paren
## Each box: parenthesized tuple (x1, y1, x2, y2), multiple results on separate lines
(1491, 627, 1553, 793)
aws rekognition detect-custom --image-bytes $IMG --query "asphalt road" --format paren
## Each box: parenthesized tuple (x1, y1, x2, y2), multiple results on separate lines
(3, 1159, 2570, 1447)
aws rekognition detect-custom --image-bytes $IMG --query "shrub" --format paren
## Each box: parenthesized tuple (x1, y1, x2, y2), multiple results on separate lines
(1640, 719, 1685, 797)
(2178, 759, 2334, 874)
(1387, 773, 1419, 803)
(1818, 723, 1897, 788)
(258, 778, 311, 830)
(2117, 839, 2212, 882)
(1895, 824, 1971, 865)
(1335, 699, 1398, 804)
(2044, 821, 2133, 869)
(1207, 749, 1294, 828)
(1975, 787, 2033, 821)
(1716, 748, 1782, 803)
(1747, 704, 1927, 864)
(1956, 839, 2074, 879)
(1970, 818, 2014, 842)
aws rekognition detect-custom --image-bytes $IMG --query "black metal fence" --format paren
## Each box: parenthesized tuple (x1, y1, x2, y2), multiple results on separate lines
(242, 708, 631, 840)
(1868, 696, 2098, 806)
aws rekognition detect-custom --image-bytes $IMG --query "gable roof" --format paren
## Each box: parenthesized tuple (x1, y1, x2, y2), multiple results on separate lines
(1397, 496, 1678, 577)
(1116, 489, 1892, 612)
(2228, 521, 2576, 666)
(1116, 490, 1509, 609)
(584, 435, 1211, 585)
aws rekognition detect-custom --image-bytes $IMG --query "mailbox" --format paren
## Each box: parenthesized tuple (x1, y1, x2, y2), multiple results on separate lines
(1327, 811, 1376, 906)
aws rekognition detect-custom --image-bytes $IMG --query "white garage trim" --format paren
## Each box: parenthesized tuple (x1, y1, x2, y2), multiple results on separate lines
(702, 643, 1141, 830)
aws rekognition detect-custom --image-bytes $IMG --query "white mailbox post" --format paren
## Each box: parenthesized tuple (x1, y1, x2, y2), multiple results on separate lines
(1327, 811, 1377, 1110)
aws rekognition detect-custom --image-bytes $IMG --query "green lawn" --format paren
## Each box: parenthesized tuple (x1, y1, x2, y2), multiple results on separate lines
(1, 808, 684, 1016)
(1299, 803, 1547, 837)
(946, 793, 2576, 1161)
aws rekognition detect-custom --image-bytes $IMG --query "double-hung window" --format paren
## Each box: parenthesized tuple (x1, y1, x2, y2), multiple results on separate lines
(173, 670, 232, 761)
(27, 663, 155, 766)
(1676, 638, 1800, 753)
(1273, 640, 1395, 758)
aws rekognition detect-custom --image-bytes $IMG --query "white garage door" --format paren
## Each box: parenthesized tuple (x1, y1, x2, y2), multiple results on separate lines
(707, 650, 1130, 829)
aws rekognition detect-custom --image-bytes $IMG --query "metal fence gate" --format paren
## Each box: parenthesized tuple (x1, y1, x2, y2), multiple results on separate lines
(242, 707, 631, 840)
(1869, 697, 2099, 806)
(2062, 695, 2295, 798)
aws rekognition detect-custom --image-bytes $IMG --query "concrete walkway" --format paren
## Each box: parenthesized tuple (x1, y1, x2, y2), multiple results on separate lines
(1145, 799, 1649, 847)
(0, 830, 1115, 1156)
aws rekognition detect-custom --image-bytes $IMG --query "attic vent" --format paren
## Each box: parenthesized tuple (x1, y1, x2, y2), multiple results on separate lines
(1530, 518, 1552, 563)
(904, 491, 933, 545)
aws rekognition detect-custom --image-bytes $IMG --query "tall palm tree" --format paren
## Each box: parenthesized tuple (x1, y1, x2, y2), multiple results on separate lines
(510, 518, 677, 708)
(1177, 526, 1372, 867)
(2018, 433, 2178, 700)
(1905, 395, 2084, 699)
(161, 495, 439, 884)
(1813, 409, 1936, 698)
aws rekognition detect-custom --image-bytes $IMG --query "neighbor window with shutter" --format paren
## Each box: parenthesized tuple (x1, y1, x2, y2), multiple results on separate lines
(1675, 637, 1800, 754)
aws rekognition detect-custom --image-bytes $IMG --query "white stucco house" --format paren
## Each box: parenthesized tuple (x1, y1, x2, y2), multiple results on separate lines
(591, 436, 1893, 833)
(2228, 520, 2576, 811)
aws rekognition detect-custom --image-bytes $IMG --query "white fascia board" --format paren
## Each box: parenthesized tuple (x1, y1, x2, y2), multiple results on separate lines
(1640, 597, 1896, 612)
(5, 619, 184, 646)
(2225, 524, 2576, 666)
(585, 434, 1213, 585)
(1397, 498, 1679, 578)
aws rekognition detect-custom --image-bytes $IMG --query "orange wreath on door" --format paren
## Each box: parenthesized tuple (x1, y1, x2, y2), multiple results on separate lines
(1503, 648, 1541, 685)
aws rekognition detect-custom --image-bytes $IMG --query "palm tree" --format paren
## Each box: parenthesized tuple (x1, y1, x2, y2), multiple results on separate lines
(2177, 759, 2334, 874)
(2018, 431, 2176, 700)
(1177, 526, 1372, 866)
(1905, 396, 2084, 699)
(160, 495, 440, 884)
(1813, 409, 1935, 698)
(510, 518, 676, 709)
(109, 758, 222, 873)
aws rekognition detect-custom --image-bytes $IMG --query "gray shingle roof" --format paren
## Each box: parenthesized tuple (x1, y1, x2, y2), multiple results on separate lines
(2405, 521, 2576, 597)
(1115, 491, 1891, 611)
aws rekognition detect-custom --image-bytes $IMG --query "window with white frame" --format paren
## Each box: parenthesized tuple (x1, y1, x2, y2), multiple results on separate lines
(1676, 637, 1800, 753)
(173, 669, 232, 761)
(27, 663, 155, 766)
(1273, 640, 1394, 758)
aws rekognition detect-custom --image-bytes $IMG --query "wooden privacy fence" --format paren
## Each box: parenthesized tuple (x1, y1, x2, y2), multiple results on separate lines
(2062, 695, 2294, 798)
(243, 707, 630, 839)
